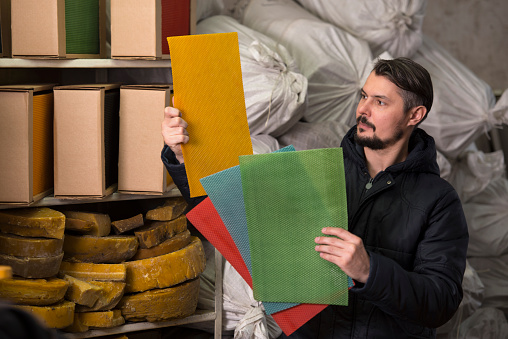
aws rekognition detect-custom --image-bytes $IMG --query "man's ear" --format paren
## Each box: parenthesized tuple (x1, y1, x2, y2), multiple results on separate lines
(407, 106, 427, 127)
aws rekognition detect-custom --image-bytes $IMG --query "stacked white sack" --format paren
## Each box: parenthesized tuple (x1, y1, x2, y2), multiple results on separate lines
(295, 0, 427, 58)
(445, 307, 508, 339)
(436, 150, 452, 182)
(189, 243, 282, 339)
(469, 252, 508, 318)
(236, 0, 373, 126)
(277, 121, 350, 151)
(196, 0, 224, 23)
(437, 261, 484, 338)
(251, 134, 281, 155)
(462, 177, 508, 258)
(446, 149, 505, 203)
(414, 35, 508, 160)
(197, 15, 308, 137)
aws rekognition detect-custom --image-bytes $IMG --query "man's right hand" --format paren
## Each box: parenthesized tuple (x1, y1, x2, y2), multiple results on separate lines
(161, 105, 189, 164)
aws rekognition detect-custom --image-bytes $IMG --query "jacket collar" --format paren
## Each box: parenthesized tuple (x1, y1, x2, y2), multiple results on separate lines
(341, 126, 441, 176)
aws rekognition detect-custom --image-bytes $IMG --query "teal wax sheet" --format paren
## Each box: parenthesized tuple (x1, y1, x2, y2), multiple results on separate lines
(200, 145, 299, 315)
(240, 148, 349, 305)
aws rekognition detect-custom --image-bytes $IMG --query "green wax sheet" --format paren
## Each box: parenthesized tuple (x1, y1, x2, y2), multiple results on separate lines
(239, 148, 349, 305)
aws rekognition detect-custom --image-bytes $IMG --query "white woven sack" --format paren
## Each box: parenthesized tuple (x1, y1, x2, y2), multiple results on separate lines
(447, 149, 505, 203)
(189, 241, 282, 338)
(469, 254, 508, 311)
(251, 134, 280, 155)
(436, 150, 452, 182)
(463, 177, 508, 257)
(197, 15, 308, 138)
(295, 0, 427, 58)
(453, 307, 508, 339)
(277, 121, 349, 151)
(237, 0, 373, 126)
(415, 35, 508, 159)
(196, 0, 224, 22)
(437, 260, 484, 338)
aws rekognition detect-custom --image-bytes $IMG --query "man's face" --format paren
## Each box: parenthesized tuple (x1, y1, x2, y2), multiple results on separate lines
(354, 72, 408, 150)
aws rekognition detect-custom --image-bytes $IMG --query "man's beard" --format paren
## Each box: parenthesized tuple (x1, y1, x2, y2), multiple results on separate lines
(354, 115, 404, 150)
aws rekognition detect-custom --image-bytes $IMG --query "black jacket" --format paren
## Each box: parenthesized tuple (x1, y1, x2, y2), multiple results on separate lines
(161, 126, 469, 339)
(282, 127, 468, 339)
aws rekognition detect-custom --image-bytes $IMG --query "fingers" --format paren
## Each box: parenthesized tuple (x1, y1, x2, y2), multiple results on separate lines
(164, 105, 181, 119)
(320, 227, 356, 241)
(314, 227, 370, 282)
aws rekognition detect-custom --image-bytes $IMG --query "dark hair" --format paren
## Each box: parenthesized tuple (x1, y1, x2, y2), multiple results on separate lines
(373, 57, 433, 124)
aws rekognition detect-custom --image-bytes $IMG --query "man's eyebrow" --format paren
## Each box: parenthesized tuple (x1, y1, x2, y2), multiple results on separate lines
(360, 88, 390, 101)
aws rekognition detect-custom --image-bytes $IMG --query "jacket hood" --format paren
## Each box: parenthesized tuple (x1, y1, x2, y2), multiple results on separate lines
(341, 126, 441, 176)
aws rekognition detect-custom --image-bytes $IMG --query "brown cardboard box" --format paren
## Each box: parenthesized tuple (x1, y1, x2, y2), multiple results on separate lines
(11, 0, 66, 59)
(54, 84, 120, 198)
(0, 85, 56, 204)
(111, 0, 161, 60)
(0, 0, 12, 58)
(118, 85, 174, 194)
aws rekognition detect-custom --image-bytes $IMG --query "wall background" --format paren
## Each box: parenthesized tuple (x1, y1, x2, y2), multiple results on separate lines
(422, 0, 508, 94)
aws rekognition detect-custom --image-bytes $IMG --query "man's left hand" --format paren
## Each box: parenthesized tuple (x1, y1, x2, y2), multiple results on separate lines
(315, 227, 370, 283)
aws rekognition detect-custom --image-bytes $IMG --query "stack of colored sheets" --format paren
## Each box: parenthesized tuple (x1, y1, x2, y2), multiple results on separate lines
(168, 32, 350, 336)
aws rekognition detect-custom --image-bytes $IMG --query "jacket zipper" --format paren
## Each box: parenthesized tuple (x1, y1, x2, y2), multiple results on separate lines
(365, 177, 374, 190)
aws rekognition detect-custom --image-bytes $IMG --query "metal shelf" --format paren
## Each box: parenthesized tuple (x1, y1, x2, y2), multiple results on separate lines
(0, 185, 181, 210)
(0, 58, 171, 69)
(64, 310, 216, 339)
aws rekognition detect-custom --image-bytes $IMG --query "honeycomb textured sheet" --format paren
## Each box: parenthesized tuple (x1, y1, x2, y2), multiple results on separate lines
(186, 197, 327, 336)
(200, 145, 299, 315)
(167, 32, 253, 197)
(240, 148, 349, 305)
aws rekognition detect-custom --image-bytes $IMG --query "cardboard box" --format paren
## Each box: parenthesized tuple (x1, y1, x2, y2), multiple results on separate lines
(0, 85, 56, 204)
(118, 85, 174, 194)
(11, 0, 66, 59)
(65, 0, 107, 59)
(111, 0, 162, 60)
(54, 84, 120, 198)
(0, 0, 12, 58)
(161, 0, 196, 59)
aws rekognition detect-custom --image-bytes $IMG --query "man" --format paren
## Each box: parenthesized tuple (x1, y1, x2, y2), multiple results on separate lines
(161, 58, 469, 338)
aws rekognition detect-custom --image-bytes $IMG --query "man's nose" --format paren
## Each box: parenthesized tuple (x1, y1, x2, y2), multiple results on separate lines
(357, 99, 371, 116)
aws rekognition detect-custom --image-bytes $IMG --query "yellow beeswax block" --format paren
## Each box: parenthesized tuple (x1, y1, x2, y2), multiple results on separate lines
(16, 300, 75, 329)
(0, 207, 65, 239)
(77, 309, 125, 329)
(61, 211, 111, 237)
(0, 277, 68, 306)
(0, 266, 12, 280)
(145, 197, 187, 221)
(0, 233, 63, 258)
(167, 33, 253, 197)
(63, 234, 138, 264)
(59, 261, 126, 282)
(74, 281, 125, 312)
(124, 236, 205, 293)
(118, 277, 200, 322)
(0, 252, 64, 278)
(62, 313, 89, 333)
(134, 214, 187, 249)
(131, 229, 191, 260)
(63, 274, 103, 307)
(65, 218, 94, 233)
(111, 213, 144, 234)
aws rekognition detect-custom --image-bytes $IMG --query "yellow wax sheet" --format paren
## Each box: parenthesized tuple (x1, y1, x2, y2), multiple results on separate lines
(167, 33, 253, 197)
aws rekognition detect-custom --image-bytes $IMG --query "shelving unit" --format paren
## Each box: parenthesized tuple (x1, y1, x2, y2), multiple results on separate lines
(0, 57, 223, 339)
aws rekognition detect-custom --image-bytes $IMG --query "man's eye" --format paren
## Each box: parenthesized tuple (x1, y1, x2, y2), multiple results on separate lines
(377, 100, 385, 106)
(361, 94, 367, 99)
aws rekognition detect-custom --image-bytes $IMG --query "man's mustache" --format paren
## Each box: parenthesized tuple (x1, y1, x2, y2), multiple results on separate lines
(357, 115, 376, 131)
